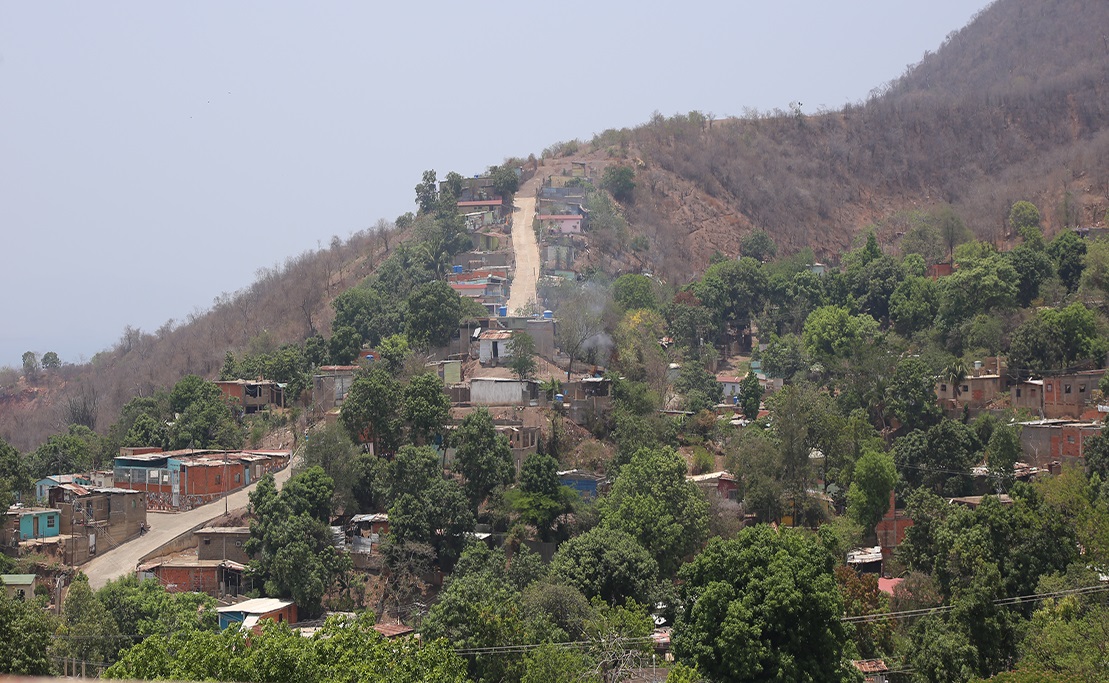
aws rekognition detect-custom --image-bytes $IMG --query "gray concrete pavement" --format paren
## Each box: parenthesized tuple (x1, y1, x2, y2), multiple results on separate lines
(84, 463, 295, 589)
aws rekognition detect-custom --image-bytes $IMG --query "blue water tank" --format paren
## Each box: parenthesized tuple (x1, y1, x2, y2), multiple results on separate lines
(555, 393, 564, 403)
(543, 310, 553, 319)
(452, 265, 463, 274)
(498, 306, 508, 316)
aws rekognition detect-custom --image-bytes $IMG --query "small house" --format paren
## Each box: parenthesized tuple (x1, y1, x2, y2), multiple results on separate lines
(469, 377, 540, 406)
(558, 470, 606, 500)
(478, 330, 516, 365)
(312, 365, 359, 412)
(196, 526, 252, 565)
(218, 597, 297, 631)
(35, 473, 92, 502)
(687, 471, 738, 500)
(215, 379, 285, 414)
(3, 508, 60, 545)
(0, 574, 36, 601)
(538, 214, 583, 234)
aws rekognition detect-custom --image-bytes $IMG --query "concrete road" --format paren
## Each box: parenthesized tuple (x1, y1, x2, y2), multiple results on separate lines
(506, 182, 541, 314)
(84, 463, 295, 589)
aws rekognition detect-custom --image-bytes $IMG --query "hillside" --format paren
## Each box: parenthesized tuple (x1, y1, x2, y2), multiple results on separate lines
(569, 0, 1109, 282)
(5, 0, 1108, 449)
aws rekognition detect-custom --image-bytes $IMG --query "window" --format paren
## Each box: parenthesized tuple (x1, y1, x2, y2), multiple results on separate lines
(1080, 384, 1087, 393)
(1068, 435, 1076, 444)
(215, 474, 222, 485)
(47, 516, 56, 528)
(234, 473, 241, 483)
(1016, 388, 1022, 398)
(1065, 384, 1072, 394)
(940, 384, 948, 392)
(961, 385, 969, 393)
(203, 538, 211, 545)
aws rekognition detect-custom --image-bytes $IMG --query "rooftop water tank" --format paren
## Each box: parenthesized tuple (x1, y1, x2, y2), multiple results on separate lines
(543, 310, 553, 319)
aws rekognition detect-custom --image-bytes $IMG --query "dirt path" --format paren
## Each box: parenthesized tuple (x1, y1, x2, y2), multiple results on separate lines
(83, 461, 296, 589)
(506, 178, 542, 313)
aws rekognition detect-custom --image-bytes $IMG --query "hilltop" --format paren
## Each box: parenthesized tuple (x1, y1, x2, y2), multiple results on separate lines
(551, 0, 1109, 282)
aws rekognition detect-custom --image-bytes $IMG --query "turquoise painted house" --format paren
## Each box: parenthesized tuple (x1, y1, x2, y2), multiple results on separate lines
(4, 508, 61, 542)
(35, 473, 92, 502)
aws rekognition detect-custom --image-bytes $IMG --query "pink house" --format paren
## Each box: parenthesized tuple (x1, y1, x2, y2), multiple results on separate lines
(539, 214, 583, 234)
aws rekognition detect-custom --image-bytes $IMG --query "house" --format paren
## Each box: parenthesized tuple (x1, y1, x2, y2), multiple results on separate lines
(558, 470, 606, 500)
(1012, 379, 1045, 414)
(3, 507, 60, 545)
(687, 471, 738, 500)
(469, 377, 540, 406)
(935, 361, 1006, 414)
(716, 374, 744, 398)
(373, 623, 416, 639)
(312, 365, 359, 412)
(0, 574, 36, 601)
(47, 485, 147, 563)
(427, 359, 463, 385)
(456, 197, 507, 220)
(138, 550, 246, 597)
(949, 494, 1014, 509)
(348, 513, 389, 554)
(217, 597, 297, 631)
(1018, 419, 1102, 469)
(561, 377, 613, 427)
(197, 526, 252, 565)
(113, 449, 289, 511)
(497, 316, 557, 359)
(874, 491, 913, 561)
(215, 379, 285, 413)
(538, 214, 583, 234)
(35, 473, 92, 502)
(926, 262, 954, 280)
(1040, 369, 1105, 419)
(497, 423, 540, 474)
(478, 330, 516, 365)
(852, 659, 891, 683)
(846, 546, 884, 574)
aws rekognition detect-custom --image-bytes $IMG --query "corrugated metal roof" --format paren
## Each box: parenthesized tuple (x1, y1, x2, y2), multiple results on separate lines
(217, 597, 293, 614)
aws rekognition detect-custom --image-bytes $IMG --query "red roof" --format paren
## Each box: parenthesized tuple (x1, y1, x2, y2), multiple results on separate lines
(373, 623, 415, 638)
(877, 577, 903, 596)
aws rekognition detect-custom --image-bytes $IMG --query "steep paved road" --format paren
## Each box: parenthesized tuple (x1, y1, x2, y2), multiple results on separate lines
(506, 179, 541, 314)
(84, 462, 296, 589)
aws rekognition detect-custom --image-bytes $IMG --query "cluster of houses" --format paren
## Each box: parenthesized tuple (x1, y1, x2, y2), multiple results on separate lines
(536, 163, 591, 280)
(4, 480, 147, 565)
(113, 446, 290, 511)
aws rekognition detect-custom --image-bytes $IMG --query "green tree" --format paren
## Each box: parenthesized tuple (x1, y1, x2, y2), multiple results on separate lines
(1009, 201, 1042, 234)
(1006, 245, 1055, 307)
(886, 356, 942, 432)
(1047, 230, 1087, 293)
(510, 452, 572, 541)
(612, 273, 658, 312)
(893, 421, 978, 495)
(672, 525, 851, 683)
(406, 280, 463, 348)
(0, 438, 31, 509)
(328, 325, 363, 365)
(741, 229, 778, 262)
(53, 576, 122, 666)
(403, 372, 450, 445)
(760, 333, 809, 380)
(507, 331, 538, 380)
(846, 450, 898, 533)
(889, 275, 939, 337)
(490, 164, 519, 197)
(383, 446, 474, 567)
(245, 469, 350, 618)
(985, 424, 1021, 492)
(599, 446, 709, 577)
(600, 165, 635, 202)
(340, 367, 404, 454)
(548, 526, 659, 605)
(802, 305, 879, 360)
(41, 351, 60, 370)
(378, 333, 412, 375)
(300, 422, 361, 511)
(0, 586, 54, 675)
(415, 169, 438, 214)
(96, 576, 217, 645)
(452, 408, 515, 510)
(737, 372, 763, 420)
(21, 351, 39, 379)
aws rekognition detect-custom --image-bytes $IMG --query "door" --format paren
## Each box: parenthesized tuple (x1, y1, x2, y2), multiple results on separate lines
(171, 470, 180, 509)
(88, 532, 96, 555)
(33, 516, 39, 537)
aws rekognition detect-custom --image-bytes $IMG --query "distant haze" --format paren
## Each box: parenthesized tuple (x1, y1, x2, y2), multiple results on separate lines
(0, 1, 992, 366)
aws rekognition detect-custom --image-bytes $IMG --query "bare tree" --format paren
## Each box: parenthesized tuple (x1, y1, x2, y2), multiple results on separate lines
(555, 292, 604, 381)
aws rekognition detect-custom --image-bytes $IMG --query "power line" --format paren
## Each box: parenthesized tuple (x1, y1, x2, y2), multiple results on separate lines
(842, 582, 1109, 623)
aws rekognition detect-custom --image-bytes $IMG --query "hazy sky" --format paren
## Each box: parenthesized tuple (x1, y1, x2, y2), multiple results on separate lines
(0, 1, 994, 367)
